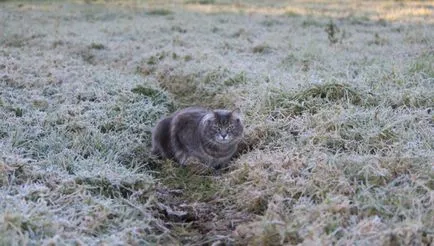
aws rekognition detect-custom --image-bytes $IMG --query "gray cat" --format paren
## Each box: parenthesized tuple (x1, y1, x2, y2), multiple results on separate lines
(151, 107, 244, 169)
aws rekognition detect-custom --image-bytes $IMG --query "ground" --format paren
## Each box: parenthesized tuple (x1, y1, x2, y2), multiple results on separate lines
(0, 0, 433, 245)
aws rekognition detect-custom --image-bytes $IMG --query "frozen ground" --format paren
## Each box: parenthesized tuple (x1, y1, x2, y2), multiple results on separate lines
(1, 0, 433, 245)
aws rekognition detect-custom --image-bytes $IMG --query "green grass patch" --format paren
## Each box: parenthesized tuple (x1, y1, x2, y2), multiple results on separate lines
(89, 42, 105, 50)
(157, 68, 244, 108)
(302, 18, 323, 27)
(147, 9, 173, 16)
(252, 44, 272, 54)
(285, 10, 301, 17)
(146, 52, 168, 65)
(156, 161, 220, 202)
(131, 85, 163, 99)
(325, 20, 341, 44)
(409, 53, 434, 78)
(186, 0, 216, 4)
(224, 72, 247, 86)
(267, 83, 376, 116)
(75, 175, 154, 200)
(368, 33, 389, 46)
(261, 19, 283, 27)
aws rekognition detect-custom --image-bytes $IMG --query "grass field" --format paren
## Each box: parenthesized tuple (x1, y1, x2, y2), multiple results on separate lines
(1, 0, 433, 245)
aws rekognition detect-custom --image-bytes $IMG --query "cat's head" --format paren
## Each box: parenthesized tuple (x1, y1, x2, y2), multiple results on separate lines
(202, 108, 244, 145)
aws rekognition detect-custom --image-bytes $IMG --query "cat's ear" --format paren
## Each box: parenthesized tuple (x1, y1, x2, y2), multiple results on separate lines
(231, 108, 241, 120)
(203, 112, 215, 124)
(232, 108, 241, 117)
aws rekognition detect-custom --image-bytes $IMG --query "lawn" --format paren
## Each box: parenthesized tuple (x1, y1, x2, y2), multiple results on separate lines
(0, 0, 433, 245)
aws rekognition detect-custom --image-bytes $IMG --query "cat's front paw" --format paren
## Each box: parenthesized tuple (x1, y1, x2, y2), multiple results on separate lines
(175, 151, 189, 166)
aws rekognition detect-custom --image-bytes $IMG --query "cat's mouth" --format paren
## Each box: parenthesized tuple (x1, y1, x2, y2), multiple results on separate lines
(216, 135, 232, 144)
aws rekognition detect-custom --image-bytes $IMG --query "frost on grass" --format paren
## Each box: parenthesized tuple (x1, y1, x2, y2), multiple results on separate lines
(156, 67, 248, 108)
(1, 0, 434, 245)
(231, 75, 433, 244)
(0, 46, 173, 244)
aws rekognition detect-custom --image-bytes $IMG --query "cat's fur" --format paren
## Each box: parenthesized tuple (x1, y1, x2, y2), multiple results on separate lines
(151, 107, 244, 169)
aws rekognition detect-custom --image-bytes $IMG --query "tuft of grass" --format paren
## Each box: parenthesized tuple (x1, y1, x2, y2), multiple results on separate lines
(280, 53, 311, 71)
(224, 72, 247, 86)
(252, 44, 272, 54)
(295, 83, 362, 103)
(232, 28, 247, 38)
(184, 55, 193, 62)
(32, 99, 49, 111)
(186, 0, 216, 4)
(79, 49, 96, 64)
(146, 52, 167, 65)
(267, 83, 376, 116)
(13, 107, 24, 117)
(409, 53, 434, 78)
(2, 34, 46, 48)
(89, 42, 105, 50)
(1, 210, 57, 243)
(156, 161, 219, 202)
(285, 10, 301, 17)
(302, 18, 323, 28)
(131, 85, 172, 106)
(171, 25, 187, 33)
(325, 20, 340, 44)
(136, 51, 176, 76)
(147, 9, 173, 16)
(261, 19, 282, 27)
(157, 68, 243, 108)
(75, 175, 154, 200)
(347, 15, 371, 25)
(386, 89, 434, 109)
(131, 85, 159, 96)
(368, 33, 389, 46)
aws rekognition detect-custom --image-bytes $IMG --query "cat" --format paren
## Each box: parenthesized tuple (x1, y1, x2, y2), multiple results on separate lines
(151, 107, 244, 169)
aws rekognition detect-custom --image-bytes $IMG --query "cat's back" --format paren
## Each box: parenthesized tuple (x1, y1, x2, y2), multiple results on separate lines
(171, 107, 209, 126)
(152, 107, 209, 159)
(151, 116, 173, 157)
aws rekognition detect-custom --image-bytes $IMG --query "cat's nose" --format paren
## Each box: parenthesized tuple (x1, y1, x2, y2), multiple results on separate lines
(221, 133, 227, 139)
